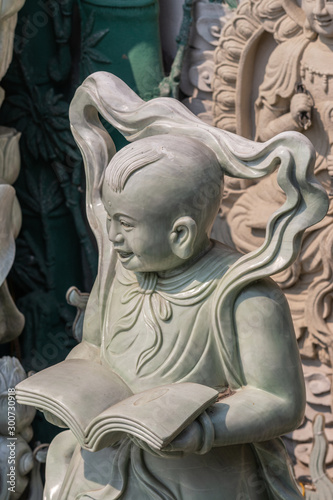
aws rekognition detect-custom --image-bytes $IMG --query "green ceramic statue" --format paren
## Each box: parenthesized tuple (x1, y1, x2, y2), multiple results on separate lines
(20, 72, 329, 499)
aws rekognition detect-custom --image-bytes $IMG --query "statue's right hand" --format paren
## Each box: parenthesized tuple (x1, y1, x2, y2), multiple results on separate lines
(290, 93, 313, 129)
(42, 410, 68, 429)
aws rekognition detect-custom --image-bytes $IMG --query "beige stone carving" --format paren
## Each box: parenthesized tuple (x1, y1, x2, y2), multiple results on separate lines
(0, 128, 24, 344)
(212, 0, 333, 481)
(0, 0, 25, 344)
(181, 0, 234, 125)
(0, 2, 45, 500)
(0, 0, 25, 83)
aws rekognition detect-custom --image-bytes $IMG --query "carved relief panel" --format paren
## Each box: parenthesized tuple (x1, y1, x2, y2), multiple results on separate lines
(212, 0, 333, 482)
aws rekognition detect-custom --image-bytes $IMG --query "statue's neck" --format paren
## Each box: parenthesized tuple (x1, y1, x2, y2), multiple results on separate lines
(316, 35, 333, 51)
(156, 240, 214, 279)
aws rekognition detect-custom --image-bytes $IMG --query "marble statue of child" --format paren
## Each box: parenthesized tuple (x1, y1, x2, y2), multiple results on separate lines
(42, 72, 328, 500)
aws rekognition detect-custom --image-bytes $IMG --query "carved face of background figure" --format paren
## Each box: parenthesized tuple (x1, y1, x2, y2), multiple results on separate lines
(301, 0, 333, 38)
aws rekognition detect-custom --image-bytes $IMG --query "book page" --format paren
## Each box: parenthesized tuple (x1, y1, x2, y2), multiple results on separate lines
(16, 359, 132, 433)
(87, 382, 218, 450)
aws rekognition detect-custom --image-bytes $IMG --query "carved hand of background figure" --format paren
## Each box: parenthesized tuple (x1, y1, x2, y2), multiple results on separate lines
(290, 92, 313, 131)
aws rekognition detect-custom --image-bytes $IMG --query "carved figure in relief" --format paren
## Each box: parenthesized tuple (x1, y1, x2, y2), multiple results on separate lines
(27, 72, 328, 499)
(213, 0, 333, 478)
(217, 0, 333, 361)
(180, 0, 235, 125)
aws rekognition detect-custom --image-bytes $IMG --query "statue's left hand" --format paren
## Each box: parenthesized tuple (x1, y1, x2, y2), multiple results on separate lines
(129, 420, 203, 458)
(130, 411, 214, 457)
(164, 420, 203, 454)
(166, 410, 215, 455)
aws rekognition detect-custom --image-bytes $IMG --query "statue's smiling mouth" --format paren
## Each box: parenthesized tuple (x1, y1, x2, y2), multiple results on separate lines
(315, 17, 333, 26)
(117, 250, 134, 260)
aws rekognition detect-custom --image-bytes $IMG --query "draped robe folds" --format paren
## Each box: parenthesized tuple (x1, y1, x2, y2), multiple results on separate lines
(53, 241, 302, 500)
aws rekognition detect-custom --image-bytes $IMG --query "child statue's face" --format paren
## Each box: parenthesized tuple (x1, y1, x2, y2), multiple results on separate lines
(101, 171, 189, 273)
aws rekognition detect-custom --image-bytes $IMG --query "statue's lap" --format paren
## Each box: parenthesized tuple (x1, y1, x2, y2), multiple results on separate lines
(46, 430, 268, 500)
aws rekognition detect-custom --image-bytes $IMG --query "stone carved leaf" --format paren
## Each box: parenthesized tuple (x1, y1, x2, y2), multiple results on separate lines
(2, 50, 98, 280)
(16, 169, 63, 217)
(5, 87, 79, 164)
(85, 47, 112, 64)
(40, 177, 64, 215)
(12, 235, 47, 292)
(42, 174, 63, 218)
(19, 171, 40, 214)
(81, 13, 112, 77)
(6, 94, 30, 112)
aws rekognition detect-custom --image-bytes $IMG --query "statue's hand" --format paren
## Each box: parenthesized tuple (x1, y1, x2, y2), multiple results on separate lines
(290, 93, 313, 130)
(129, 420, 203, 458)
(163, 420, 203, 454)
(165, 411, 215, 455)
(130, 411, 214, 457)
(42, 410, 68, 429)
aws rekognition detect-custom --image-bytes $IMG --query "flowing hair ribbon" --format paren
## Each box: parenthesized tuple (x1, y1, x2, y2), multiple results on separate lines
(69, 72, 328, 370)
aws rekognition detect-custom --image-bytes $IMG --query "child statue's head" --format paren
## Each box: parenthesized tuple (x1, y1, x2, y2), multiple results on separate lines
(101, 135, 223, 273)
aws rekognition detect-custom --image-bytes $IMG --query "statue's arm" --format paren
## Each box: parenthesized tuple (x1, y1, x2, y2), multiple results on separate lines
(254, 38, 313, 142)
(255, 100, 301, 142)
(256, 95, 313, 142)
(167, 279, 305, 454)
(211, 278, 305, 447)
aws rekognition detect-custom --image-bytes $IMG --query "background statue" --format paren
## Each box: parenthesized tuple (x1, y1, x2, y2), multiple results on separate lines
(16, 71, 328, 499)
(0, 0, 25, 84)
(0, 357, 35, 500)
(0, 2, 47, 499)
(180, 0, 236, 124)
(213, 0, 333, 480)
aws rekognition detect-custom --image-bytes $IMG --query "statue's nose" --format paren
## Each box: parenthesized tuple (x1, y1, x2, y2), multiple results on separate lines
(108, 221, 124, 243)
(313, 0, 327, 15)
(113, 233, 124, 243)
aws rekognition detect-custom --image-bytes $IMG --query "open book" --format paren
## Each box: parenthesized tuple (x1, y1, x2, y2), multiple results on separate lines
(16, 359, 218, 451)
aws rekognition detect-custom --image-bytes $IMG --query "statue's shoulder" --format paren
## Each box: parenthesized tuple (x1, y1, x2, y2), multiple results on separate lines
(233, 276, 290, 338)
(265, 35, 308, 67)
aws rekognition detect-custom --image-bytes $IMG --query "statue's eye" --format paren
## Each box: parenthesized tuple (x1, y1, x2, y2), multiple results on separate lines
(120, 220, 132, 229)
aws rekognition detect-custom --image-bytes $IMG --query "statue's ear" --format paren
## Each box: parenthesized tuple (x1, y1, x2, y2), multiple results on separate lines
(169, 217, 197, 260)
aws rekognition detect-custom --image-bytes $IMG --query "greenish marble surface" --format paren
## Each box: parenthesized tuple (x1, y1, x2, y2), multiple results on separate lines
(37, 72, 328, 499)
